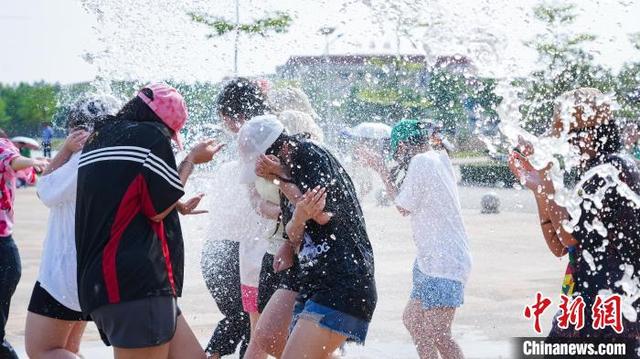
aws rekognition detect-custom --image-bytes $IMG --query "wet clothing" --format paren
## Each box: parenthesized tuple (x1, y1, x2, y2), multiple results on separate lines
(290, 299, 369, 344)
(75, 120, 185, 317)
(201, 240, 249, 357)
(395, 151, 472, 284)
(28, 281, 84, 321)
(91, 296, 180, 348)
(410, 261, 464, 310)
(0, 138, 36, 237)
(281, 139, 377, 322)
(553, 154, 640, 337)
(0, 236, 20, 359)
(36, 152, 81, 312)
(254, 178, 284, 255)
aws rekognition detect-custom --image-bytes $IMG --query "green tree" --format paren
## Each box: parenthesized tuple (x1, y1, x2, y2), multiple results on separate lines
(515, 2, 615, 135)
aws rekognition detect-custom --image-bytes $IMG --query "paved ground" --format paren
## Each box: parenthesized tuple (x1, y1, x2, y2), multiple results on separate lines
(6, 181, 566, 358)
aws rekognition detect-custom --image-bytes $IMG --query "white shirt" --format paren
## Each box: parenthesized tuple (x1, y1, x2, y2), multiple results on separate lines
(254, 177, 284, 255)
(36, 152, 81, 311)
(395, 151, 472, 284)
(204, 160, 269, 287)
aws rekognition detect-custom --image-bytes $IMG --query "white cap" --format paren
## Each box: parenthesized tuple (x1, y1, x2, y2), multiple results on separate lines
(237, 114, 285, 184)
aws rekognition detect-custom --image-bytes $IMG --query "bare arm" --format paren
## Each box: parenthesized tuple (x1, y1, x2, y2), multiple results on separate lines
(534, 193, 569, 257)
(249, 186, 281, 220)
(150, 141, 224, 222)
(536, 182, 578, 249)
(42, 130, 89, 175)
(10, 156, 47, 172)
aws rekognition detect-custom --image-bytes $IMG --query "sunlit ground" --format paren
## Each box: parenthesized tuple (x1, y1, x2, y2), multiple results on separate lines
(8, 169, 566, 358)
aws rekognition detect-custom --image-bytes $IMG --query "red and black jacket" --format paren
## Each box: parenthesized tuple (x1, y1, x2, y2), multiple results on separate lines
(75, 120, 184, 316)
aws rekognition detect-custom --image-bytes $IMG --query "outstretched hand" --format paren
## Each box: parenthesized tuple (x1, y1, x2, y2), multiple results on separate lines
(177, 193, 208, 215)
(31, 158, 49, 173)
(62, 129, 90, 153)
(507, 151, 551, 193)
(188, 140, 225, 165)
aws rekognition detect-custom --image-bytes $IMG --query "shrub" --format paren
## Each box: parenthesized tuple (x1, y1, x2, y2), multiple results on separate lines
(459, 161, 517, 187)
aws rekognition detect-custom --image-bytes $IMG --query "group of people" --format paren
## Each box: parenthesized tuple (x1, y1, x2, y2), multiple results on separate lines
(0, 79, 635, 359)
(0, 78, 472, 359)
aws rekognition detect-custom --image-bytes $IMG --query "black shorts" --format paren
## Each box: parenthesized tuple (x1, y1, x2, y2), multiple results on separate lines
(257, 253, 300, 313)
(91, 296, 180, 348)
(28, 281, 84, 321)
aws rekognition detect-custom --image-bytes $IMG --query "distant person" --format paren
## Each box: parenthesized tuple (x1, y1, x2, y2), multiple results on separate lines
(25, 97, 114, 359)
(360, 119, 471, 359)
(508, 88, 640, 338)
(243, 116, 377, 359)
(42, 122, 54, 158)
(75, 84, 220, 359)
(0, 128, 48, 359)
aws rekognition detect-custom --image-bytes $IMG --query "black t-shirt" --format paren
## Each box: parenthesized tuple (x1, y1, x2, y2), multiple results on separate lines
(75, 120, 185, 315)
(571, 154, 640, 337)
(281, 139, 377, 321)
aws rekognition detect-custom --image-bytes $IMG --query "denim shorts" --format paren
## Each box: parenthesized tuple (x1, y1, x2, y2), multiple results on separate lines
(290, 299, 369, 344)
(411, 262, 464, 309)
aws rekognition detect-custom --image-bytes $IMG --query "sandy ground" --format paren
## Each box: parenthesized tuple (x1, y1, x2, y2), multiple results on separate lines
(6, 184, 566, 358)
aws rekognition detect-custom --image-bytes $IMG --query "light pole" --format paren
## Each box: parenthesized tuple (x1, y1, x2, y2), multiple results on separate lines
(234, 0, 240, 75)
(319, 26, 343, 57)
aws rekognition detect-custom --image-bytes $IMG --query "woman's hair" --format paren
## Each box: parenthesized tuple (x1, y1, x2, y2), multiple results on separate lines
(268, 87, 319, 119)
(265, 131, 310, 159)
(216, 78, 268, 121)
(114, 88, 162, 125)
(277, 110, 324, 142)
(0, 129, 7, 139)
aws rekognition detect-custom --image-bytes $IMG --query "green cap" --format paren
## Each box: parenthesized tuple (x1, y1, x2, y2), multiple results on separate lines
(390, 119, 425, 156)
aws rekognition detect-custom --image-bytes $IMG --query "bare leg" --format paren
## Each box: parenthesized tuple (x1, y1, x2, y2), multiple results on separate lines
(64, 321, 87, 355)
(254, 289, 298, 358)
(281, 318, 346, 359)
(114, 343, 169, 359)
(402, 300, 464, 359)
(403, 301, 438, 359)
(244, 312, 268, 359)
(25, 312, 85, 359)
(424, 307, 463, 359)
(168, 315, 206, 359)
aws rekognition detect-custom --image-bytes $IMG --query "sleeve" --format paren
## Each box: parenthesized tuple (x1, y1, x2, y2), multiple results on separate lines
(141, 138, 185, 217)
(290, 145, 340, 214)
(0, 141, 19, 176)
(290, 146, 333, 191)
(395, 157, 430, 213)
(36, 154, 79, 208)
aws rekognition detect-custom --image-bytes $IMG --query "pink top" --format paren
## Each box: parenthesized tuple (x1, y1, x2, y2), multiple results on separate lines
(0, 138, 36, 237)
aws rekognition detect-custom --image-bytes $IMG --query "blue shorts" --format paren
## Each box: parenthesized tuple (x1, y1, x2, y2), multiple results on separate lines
(410, 263, 464, 309)
(290, 299, 369, 344)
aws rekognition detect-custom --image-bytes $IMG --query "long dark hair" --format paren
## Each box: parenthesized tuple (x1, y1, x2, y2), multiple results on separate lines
(216, 78, 269, 122)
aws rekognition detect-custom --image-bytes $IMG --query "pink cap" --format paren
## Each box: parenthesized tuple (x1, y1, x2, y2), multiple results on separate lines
(137, 83, 188, 150)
